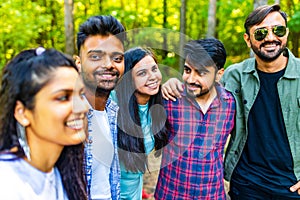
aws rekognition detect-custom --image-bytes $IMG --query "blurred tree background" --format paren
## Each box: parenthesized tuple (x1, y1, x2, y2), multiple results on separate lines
(1, 0, 300, 78)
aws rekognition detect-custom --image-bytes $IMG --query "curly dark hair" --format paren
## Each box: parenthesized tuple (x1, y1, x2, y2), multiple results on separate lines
(0, 48, 87, 200)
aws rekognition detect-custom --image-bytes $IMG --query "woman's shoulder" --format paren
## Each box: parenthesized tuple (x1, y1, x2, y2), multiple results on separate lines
(0, 157, 25, 198)
(0, 155, 24, 178)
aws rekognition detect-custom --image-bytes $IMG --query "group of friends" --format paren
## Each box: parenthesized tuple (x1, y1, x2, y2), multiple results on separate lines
(0, 3, 300, 200)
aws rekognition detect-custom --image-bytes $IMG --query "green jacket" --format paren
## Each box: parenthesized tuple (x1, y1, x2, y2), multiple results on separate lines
(221, 49, 300, 181)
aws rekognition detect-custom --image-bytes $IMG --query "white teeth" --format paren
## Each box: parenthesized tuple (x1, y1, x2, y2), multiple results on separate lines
(102, 74, 113, 77)
(66, 119, 84, 130)
(147, 82, 157, 88)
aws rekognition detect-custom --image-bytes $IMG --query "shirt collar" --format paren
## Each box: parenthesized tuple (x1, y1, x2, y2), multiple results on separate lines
(242, 48, 300, 79)
(181, 83, 230, 109)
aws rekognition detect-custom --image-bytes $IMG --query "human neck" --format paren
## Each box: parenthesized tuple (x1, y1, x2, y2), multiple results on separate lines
(85, 88, 109, 111)
(25, 138, 63, 173)
(135, 92, 150, 105)
(195, 87, 217, 114)
(256, 54, 288, 73)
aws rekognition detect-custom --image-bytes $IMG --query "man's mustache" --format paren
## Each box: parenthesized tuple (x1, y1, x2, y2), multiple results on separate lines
(186, 82, 202, 89)
(260, 41, 281, 48)
(93, 69, 120, 77)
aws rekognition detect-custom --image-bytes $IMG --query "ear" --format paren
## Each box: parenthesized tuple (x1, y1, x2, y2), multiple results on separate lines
(243, 33, 251, 48)
(14, 101, 30, 127)
(216, 68, 224, 83)
(74, 55, 82, 72)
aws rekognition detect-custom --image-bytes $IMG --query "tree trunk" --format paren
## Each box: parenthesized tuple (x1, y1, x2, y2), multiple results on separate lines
(206, 0, 216, 38)
(99, 0, 103, 12)
(64, 0, 75, 56)
(179, 0, 186, 73)
(254, 0, 268, 9)
(162, 0, 168, 59)
(50, 0, 56, 47)
(250, 0, 268, 57)
(291, 32, 300, 57)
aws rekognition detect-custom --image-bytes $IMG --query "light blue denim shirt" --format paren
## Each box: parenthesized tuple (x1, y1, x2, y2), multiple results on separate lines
(85, 97, 120, 200)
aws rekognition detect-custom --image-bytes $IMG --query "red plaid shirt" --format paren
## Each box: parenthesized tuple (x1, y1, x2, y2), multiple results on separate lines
(155, 85, 235, 200)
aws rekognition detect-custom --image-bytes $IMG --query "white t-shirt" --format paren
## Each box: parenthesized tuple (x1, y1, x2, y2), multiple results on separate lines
(0, 154, 68, 200)
(90, 110, 114, 200)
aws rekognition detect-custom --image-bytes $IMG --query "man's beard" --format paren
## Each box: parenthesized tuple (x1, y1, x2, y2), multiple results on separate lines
(185, 83, 210, 98)
(251, 40, 286, 62)
(95, 84, 114, 97)
(81, 73, 117, 97)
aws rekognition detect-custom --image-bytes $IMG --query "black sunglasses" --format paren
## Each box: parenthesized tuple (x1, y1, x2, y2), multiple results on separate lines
(253, 25, 287, 41)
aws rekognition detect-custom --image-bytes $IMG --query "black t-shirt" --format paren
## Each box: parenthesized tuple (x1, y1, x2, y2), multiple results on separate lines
(232, 68, 299, 197)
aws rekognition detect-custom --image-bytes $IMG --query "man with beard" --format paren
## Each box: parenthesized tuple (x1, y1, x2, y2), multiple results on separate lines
(222, 4, 300, 199)
(155, 38, 235, 199)
(161, 4, 300, 199)
(75, 15, 126, 200)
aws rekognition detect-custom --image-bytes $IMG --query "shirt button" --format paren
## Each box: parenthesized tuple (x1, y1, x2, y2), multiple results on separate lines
(243, 100, 247, 104)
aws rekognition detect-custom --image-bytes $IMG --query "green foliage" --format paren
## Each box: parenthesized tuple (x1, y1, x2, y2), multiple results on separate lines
(1, 0, 299, 71)
(0, 0, 65, 68)
(288, 4, 300, 32)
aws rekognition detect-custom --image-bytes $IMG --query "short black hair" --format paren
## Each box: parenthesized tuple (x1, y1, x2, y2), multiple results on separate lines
(77, 15, 127, 53)
(184, 38, 227, 71)
(244, 4, 287, 35)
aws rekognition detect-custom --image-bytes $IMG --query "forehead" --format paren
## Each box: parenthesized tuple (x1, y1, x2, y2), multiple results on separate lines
(133, 56, 156, 69)
(81, 34, 124, 54)
(43, 67, 82, 91)
(252, 12, 286, 30)
(32, 67, 81, 106)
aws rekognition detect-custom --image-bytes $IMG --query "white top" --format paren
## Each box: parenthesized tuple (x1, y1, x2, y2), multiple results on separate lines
(0, 154, 68, 200)
(91, 110, 113, 200)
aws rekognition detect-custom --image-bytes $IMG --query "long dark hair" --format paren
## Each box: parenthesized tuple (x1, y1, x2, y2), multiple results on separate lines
(0, 48, 87, 200)
(116, 47, 168, 173)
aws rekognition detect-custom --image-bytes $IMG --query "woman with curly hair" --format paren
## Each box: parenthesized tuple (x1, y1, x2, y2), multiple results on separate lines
(0, 47, 88, 200)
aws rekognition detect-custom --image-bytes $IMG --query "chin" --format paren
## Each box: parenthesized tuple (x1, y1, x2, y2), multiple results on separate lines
(67, 130, 86, 145)
(148, 90, 159, 96)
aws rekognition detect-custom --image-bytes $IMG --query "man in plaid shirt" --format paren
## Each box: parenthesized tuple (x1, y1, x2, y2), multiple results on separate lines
(155, 38, 235, 199)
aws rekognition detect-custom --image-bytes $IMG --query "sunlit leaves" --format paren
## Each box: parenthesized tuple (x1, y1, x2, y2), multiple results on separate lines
(1, 0, 299, 70)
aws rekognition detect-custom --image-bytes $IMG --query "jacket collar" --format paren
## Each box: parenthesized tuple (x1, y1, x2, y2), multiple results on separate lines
(242, 48, 300, 79)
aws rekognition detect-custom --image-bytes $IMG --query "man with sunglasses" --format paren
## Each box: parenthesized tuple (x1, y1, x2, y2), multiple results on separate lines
(161, 4, 300, 199)
(222, 4, 300, 199)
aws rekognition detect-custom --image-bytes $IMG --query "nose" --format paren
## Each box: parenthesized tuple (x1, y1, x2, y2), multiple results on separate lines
(264, 29, 276, 41)
(101, 55, 113, 69)
(187, 71, 197, 83)
(148, 71, 157, 80)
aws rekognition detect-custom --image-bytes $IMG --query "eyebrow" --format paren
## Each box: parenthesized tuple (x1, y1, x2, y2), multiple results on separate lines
(87, 49, 124, 56)
(184, 64, 209, 73)
(52, 89, 73, 94)
(136, 63, 157, 71)
(52, 87, 84, 95)
(87, 49, 104, 54)
(111, 52, 124, 56)
(184, 64, 194, 71)
(256, 24, 284, 29)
